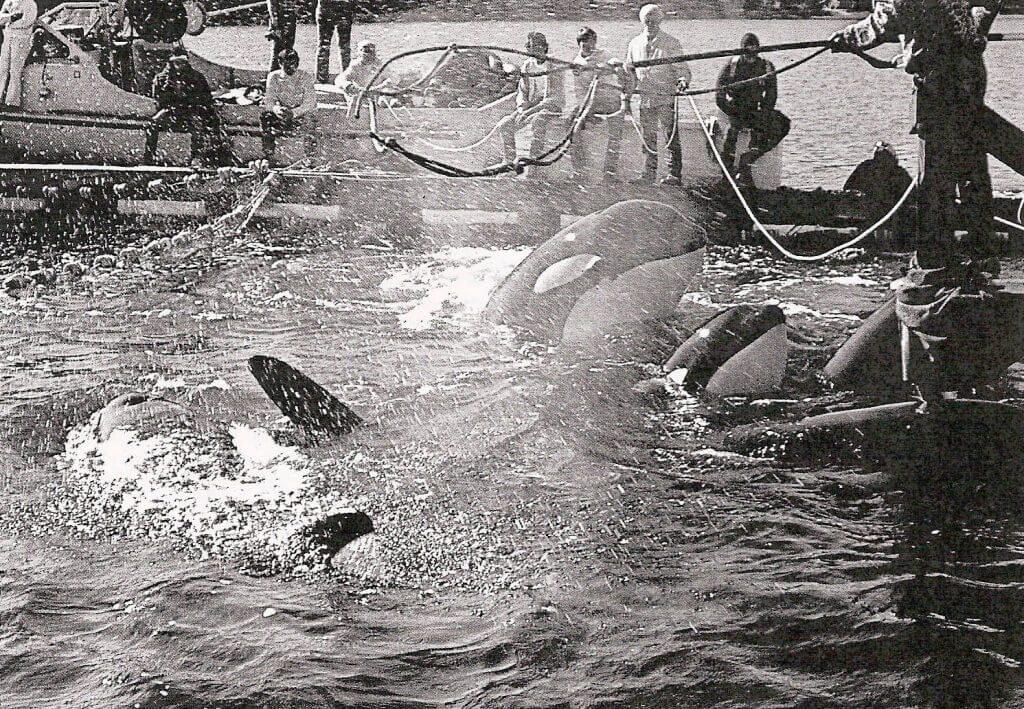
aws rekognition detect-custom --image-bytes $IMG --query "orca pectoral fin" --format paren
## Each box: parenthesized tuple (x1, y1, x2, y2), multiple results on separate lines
(248, 356, 362, 437)
(533, 254, 603, 294)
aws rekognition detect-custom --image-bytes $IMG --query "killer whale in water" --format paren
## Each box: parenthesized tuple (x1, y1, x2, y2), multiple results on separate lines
(486, 199, 708, 351)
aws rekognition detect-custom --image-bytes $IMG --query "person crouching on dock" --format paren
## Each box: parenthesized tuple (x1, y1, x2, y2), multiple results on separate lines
(715, 32, 790, 187)
(262, 48, 316, 164)
(0, 0, 38, 109)
(566, 27, 625, 183)
(500, 31, 565, 177)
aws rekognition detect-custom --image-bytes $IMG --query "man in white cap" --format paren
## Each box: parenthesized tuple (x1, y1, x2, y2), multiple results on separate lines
(0, 0, 38, 108)
(625, 3, 690, 185)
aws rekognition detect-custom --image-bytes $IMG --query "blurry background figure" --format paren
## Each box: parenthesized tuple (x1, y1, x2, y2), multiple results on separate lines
(844, 141, 913, 205)
(715, 32, 790, 186)
(266, 0, 297, 71)
(0, 0, 38, 108)
(334, 39, 388, 104)
(316, 0, 354, 84)
(423, 49, 516, 108)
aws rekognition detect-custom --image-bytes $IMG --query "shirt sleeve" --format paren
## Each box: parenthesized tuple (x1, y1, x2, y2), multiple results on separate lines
(294, 74, 316, 116)
(762, 59, 777, 110)
(841, 0, 904, 50)
(264, 74, 280, 109)
(544, 66, 564, 110)
(715, 59, 733, 113)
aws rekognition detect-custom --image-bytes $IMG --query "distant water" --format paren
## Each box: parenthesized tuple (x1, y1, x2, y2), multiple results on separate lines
(2, 17, 1024, 709)
(193, 16, 1024, 191)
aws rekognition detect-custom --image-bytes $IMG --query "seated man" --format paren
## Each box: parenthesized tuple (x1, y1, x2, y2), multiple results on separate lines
(715, 32, 790, 185)
(143, 51, 232, 166)
(565, 26, 624, 182)
(500, 31, 564, 174)
(262, 48, 316, 163)
(334, 39, 385, 100)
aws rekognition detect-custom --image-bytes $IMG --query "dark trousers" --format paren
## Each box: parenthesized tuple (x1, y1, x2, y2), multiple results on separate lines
(565, 96, 623, 180)
(269, 10, 297, 71)
(261, 110, 316, 161)
(917, 130, 993, 267)
(721, 108, 790, 171)
(316, 1, 354, 83)
(144, 107, 226, 164)
(639, 102, 681, 180)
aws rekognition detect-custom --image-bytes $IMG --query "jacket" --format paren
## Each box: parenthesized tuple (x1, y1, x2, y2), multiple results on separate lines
(152, 63, 214, 110)
(716, 54, 776, 120)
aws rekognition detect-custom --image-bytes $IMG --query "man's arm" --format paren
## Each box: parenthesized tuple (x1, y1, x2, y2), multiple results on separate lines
(264, 73, 281, 110)
(835, 0, 905, 51)
(715, 59, 733, 114)
(761, 59, 777, 111)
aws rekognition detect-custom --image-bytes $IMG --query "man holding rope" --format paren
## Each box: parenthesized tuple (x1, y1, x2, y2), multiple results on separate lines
(500, 31, 565, 177)
(625, 4, 690, 186)
(830, 0, 995, 266)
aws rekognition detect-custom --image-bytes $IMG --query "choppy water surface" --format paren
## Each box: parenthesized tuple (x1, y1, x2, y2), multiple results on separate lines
(4, 16, 1024, 709)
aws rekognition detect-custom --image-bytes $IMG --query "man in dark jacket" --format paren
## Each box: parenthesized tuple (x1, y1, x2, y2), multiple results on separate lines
(831, 0, 994, 266)
(143, 52, 231, 165)
(715, 32, 790, 184)
(316, 0, 354, 84)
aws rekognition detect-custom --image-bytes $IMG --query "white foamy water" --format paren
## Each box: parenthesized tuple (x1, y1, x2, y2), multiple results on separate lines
(380, 247, 530, 330)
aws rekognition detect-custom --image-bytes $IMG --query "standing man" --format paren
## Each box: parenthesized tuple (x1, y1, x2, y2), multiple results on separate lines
(715, 32, 790, 186)
(830, 0, 993, 265)
(316, 0, 354, 84)
(499, 31, 564, 175)
(262, 48, 316, 163)
(0, 0, 38, 108)
(566, 27, 625, 183)
(266, 0, 298, 72)
(625, 3, 690, 186)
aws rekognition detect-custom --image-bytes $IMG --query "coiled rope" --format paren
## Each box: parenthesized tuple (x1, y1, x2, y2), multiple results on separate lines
(689, 95, 917, 262)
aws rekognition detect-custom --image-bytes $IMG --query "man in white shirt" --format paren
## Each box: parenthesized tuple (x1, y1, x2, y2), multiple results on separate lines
(566, 26, 624, 182)
(500, 31, 564, 175)
(0, 0, 38, 108)
(261, 48, 316, 162)
(625, 4, 691, 185)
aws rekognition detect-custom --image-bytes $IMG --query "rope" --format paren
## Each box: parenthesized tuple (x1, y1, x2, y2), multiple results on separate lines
(689, 95, 917, 262)
(371, 75, 599, 178)
(411, 114, 508, 153)
(628, 96, 679, 156)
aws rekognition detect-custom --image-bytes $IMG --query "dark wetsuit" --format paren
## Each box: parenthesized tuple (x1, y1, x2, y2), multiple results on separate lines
(837, 0, 993, 265)
(715, 54, 790, 172)
(144, 61, 230, 165)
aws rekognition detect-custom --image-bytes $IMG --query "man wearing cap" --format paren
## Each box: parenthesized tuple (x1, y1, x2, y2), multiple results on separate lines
(566, 27, 625, 182)
(625, 3, 690, 185)
(334, 39, 385, 99)
(316, 0, 355, 84)
(0, 0, 38, 108)
(715, 32, 790, 185)
(500, 31, 565, 174)
(266, 0, 299, 71)
(262, 48, 316, 162)
(143, 51, 231, 165)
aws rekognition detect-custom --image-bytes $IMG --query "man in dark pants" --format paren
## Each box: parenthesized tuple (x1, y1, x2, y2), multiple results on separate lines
(716, 32, 790, 185)
(143, 51, 231, 165)
(831, 0, 994, 266)
(266, 0, 298, 72)
(316, 0, 354, 84)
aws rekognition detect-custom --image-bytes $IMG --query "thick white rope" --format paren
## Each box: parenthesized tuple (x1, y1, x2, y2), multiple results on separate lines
(688, 96, 917, 262)
(628, 96, 679, 156)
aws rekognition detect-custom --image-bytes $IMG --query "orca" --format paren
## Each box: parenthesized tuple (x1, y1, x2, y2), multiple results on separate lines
(824, 286, 1024, 398)
(723, 398, 1024, 474)
(664, 304, 788, 396)
(248, 355, 362, 437)
(486, 199, 708, 349)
